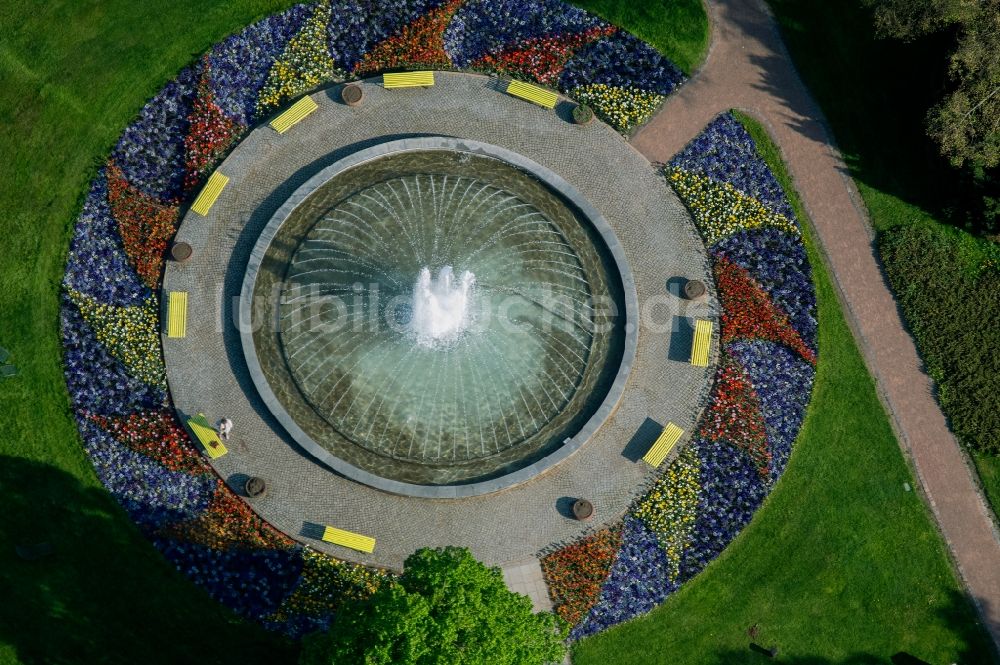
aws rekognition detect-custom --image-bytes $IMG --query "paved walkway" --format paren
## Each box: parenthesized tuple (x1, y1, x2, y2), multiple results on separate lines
(502, 559, 552, 612)
(632, 0, 1000, 649)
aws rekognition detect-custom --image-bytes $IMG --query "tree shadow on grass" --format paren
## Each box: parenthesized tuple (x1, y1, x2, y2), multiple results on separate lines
(740, 0, 990, 232)
(0, 455, 297, 665)
(704, 589, 998, 665)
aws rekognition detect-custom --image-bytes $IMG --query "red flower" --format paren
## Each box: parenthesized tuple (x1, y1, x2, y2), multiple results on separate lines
(714, 255, 816, 365)
(699, 355, 772, 475)
(354, 0, 464, 75)
(473, 26, 616, 84)
(106, 164, 179, 290)
(88, 409, 212, 475)
(184, 57, 244, 191)
(541, 524, 622, 624)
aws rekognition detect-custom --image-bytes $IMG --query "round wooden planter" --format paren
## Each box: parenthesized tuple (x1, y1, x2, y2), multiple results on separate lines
(170, 241, 193, 262)
(245, 476, 267, 498)
(684, 278, 706, 300)
(572, 499, 594, 521)
(342, 84, 363, 107)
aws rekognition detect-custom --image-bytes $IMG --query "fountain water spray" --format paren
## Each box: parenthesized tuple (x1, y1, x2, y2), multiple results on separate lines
(410, 266, 475, 346)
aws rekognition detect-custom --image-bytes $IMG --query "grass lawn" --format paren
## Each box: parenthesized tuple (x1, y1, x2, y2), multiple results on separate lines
(571, 113, 998, 663)
(765, 0, 1000, 531)
(0, 1, 307, 663)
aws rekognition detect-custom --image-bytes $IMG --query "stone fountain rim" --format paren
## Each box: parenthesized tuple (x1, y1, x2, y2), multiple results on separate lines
(239, 136, 639, 499)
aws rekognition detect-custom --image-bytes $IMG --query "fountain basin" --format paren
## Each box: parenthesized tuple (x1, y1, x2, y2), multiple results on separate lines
(241, 138, 637, 497)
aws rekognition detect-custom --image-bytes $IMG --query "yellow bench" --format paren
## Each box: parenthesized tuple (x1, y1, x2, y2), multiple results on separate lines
(506, 80, 558, 109)
(187, 413, 228, 459)
(190, 171, 229, 216)
(270, 95, 318, 134)
(321, 525, 376, 553)
(690, 319, 713, 367)
(383, 71, 435, 88)
(166, 291, 188, 338)
(642, 422, 684, 467)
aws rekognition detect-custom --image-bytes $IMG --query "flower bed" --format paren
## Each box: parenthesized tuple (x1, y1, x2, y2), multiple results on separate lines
(540, 525, 622, 626)
(60, 0, 685, 638)
(541, 112, 817, 637)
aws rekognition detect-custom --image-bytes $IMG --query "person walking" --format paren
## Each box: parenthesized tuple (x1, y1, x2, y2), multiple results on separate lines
(218, 417, 233, 441)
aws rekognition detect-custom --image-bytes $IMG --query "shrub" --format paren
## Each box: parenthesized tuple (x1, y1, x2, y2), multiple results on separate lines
(879, 223, 1000, 453)
(302, 547, 567, 665)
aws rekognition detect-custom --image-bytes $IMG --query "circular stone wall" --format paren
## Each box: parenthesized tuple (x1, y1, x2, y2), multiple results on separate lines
(241, 139, 637, 494)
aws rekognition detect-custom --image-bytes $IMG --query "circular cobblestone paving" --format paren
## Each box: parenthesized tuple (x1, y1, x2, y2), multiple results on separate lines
(162, 72, 717, 569)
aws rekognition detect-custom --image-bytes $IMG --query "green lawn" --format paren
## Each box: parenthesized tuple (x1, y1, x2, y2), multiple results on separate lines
(765, 0, 1000, 531)
(571, 113, 998, 663)
(0, 1, 305, 663)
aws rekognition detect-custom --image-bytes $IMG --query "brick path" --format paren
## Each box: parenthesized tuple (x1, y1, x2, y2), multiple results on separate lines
(632, 0, 1000, 649)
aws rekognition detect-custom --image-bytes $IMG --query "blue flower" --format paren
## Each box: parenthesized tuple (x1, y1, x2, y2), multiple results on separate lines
(669, 113, 795, 220)
(445, 0, 605, 66)
(208, 3, 313, 125)
(111, 64, 200, 201)
(560, 30, 685, 96)
(61, 295, 165, 415)
(679, 437, 769, 579)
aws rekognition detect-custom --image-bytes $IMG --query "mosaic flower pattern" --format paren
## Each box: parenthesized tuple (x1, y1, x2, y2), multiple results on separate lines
(106, 164, 180, 290)
(354, 0, 464, 75)
(669, 113, 795, 220)
(61, 296, 165, 416)
(560, 31, 685, 97)
(68, 290, 165, 389)
(473, 25, 616, 85)
(184, 58, 244, 190)
(64, 177, 150, 308)
(208, 4, 312, 125)
(667, 167, 800, 246)
(541, 112, 817, 637)
(712, 227, 817, 351)
(61, 0, 687, 639)
(256, 1, 344, 114)
(444, 0, 606, 67)
(266, 547, 388, 634)
(572, 517, 679, 639)
(110, 65, 200, 202)
(630, 445, 700, 581)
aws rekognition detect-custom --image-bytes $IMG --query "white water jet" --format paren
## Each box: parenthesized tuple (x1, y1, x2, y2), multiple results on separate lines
(410, 266, 475, 346)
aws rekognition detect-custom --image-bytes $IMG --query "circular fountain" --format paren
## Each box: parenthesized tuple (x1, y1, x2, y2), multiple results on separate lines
(242, 138, 636, 496)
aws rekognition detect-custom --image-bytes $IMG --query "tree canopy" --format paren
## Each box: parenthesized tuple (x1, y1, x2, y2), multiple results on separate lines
(865, 0, 1000, 169)
(301, 547, 567, 665)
